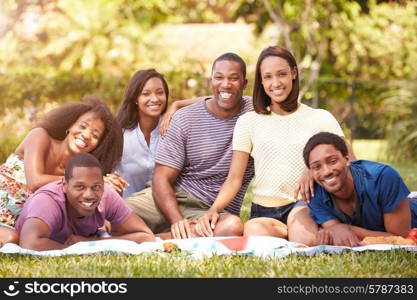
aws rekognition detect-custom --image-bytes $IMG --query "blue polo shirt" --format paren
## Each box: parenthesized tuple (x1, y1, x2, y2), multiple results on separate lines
(308, 160, 417, 231)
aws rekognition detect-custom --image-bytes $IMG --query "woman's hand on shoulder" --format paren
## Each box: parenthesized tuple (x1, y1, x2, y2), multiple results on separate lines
(159, 102, 178, 136)
(104, 172, 129, 194)
(294, 167, 315, 203)
(159, 97, 203, 136)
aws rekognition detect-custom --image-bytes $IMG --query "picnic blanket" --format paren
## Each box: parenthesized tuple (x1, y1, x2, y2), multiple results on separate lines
(1, 236, 417, 259)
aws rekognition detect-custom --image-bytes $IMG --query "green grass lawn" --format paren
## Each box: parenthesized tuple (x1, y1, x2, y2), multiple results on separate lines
(352, 139, 417, 190)
(1, 250, 416, 278)
(0, 139, 416, 278)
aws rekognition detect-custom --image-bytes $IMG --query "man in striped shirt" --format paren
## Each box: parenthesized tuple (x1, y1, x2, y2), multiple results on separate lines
(124, 53, 254, 239)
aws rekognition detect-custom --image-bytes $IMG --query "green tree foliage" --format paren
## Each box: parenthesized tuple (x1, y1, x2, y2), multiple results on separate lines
(0, 0, 244, 109)
(1, 0, 416, 150)
(233, 0, 416, 84)
(384, 81, 417, 162)
(233, 0, 416, 143)
(330, 1, 417, 80)
(327, 1, 417, 143)
(0, 0, 245, 76)
(234, 0, 354, 99)
(1, 0, 152, 73)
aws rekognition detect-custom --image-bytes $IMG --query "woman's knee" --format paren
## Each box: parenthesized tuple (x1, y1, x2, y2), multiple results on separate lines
(244, 217, 287, 238)
(215, 214, 243, 236)
(287, 207, 318, 246)
(243, 218, 263, 235)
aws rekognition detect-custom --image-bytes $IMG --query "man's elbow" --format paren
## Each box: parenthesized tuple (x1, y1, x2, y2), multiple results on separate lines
(26, 180, 43, 193)
(390, 227, 410, 237)
(152, 170, 170, 187)
(19, 237, 41, 251)
(152, 171, 173, 200)
(384, 221, 410, 237)
(152, 164, 179, 186)
(130, 232, 156, 243)
(140, 232, 156, 242)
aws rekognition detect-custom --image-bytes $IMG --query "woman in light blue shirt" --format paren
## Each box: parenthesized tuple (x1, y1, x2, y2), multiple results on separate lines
(109, 69, 198, 197)
(109, 69, 168, 198)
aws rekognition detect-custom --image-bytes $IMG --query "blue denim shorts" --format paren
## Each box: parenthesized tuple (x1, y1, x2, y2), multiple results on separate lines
(249, 200, 307, 224)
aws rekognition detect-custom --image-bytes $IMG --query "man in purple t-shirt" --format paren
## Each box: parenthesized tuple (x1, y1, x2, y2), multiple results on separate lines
(16, 153, 155, 251)
(125, 53, 254, 239)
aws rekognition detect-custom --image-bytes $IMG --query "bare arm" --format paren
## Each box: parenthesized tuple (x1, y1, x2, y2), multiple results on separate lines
(19, 218, 100, 250)
(350, 198, 411, 239)
(110, 213, 155, 242)
(320, 219, 361, 247)
(104, 172, 129, 195)
(152, 164, 182, 224)
(383, 198, 411, 236)
(293, 167, 315, 203)
(19, 218, 66, 251)
(20, 128, 62, 192)
(152, 164, 194, 238)
(211, 151, 249, 211)
(195, 151, 249, 237)
(173, 96, 205, 109)
(159, 96, 205, 136)
(349, 226, 397, 240)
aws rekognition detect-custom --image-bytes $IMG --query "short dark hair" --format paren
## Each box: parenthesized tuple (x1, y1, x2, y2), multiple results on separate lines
(303, 132, 348, 167)
(211, 52, 246, 79)
(253, 46, 299, 114)
(36, 96, 123, 174)
(116, 69, 169, 131)
(64, 153, 103, 182)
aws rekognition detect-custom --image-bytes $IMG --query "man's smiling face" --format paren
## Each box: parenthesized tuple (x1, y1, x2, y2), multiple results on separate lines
(308, 144, 351, 195)
(63, 166, 104, 218)
(211, 60, 247, 113)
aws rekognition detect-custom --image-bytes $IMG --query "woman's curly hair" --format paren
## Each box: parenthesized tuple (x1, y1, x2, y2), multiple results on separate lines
(35, 95, 123, 174)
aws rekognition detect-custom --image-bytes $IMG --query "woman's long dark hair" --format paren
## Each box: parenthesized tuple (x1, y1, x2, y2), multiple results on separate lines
(253, 46, 300, 114)
(35, 96, 123, 174)
(116, 69, 169, 131)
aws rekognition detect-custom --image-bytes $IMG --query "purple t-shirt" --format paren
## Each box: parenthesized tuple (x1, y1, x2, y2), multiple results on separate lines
(15, 181, 131, 244)
(155, 96, 254, 215)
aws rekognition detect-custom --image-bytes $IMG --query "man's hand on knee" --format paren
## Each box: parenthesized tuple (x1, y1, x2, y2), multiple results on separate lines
(171, 218, 197, 239)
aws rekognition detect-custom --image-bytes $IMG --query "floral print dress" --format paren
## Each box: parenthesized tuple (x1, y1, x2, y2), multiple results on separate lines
(0, 154, 30, 228)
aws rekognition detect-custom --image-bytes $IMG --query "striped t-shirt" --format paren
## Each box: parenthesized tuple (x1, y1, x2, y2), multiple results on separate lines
(155, 96, 254, 215)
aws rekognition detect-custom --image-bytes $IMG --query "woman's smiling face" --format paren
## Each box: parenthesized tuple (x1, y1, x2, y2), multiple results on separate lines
(137, 77, 167, 119)
(260, 55, 297, 113)
(67, 111, 105, 154)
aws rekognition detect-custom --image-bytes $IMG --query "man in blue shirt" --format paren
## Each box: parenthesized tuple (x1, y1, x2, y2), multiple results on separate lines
(302, 132, 417, 247)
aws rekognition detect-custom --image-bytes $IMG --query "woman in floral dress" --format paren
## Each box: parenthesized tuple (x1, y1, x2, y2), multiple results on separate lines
(0, 96, 123, 245)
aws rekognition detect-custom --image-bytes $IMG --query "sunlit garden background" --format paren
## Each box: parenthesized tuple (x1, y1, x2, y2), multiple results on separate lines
(0, 0, 416, 277)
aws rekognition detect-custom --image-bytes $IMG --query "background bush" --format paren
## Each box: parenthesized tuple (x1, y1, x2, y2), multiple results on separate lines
(1, 70, 416, 164)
